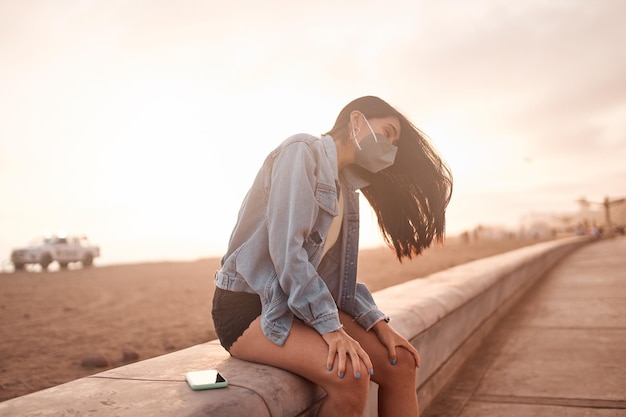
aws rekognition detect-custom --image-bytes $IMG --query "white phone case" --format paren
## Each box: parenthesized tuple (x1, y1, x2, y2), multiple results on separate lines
(185, 369, 228, 390)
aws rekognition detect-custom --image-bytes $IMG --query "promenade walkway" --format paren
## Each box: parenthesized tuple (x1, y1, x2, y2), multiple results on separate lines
(424, 236, 626, 417)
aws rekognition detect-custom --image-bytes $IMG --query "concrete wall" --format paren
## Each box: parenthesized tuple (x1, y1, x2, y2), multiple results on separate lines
(0, 236, 589, 417)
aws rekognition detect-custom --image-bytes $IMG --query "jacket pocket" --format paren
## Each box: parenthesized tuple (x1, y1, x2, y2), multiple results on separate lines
(263, 272, 288, 311)
(315, 183, 338, 216)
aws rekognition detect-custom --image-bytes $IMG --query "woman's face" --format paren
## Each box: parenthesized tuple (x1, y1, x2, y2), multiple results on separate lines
(351, 113, 402, 146)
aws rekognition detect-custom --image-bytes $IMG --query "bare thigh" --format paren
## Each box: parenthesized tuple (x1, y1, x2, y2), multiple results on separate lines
(229, 316, 368, 388)
(339, 311, 417, 385)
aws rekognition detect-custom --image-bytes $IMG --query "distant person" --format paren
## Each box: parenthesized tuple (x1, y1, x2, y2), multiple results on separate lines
(212, 96, 453, 417)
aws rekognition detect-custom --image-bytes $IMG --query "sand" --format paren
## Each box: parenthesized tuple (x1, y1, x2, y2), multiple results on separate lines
(0, 236, 553, 401)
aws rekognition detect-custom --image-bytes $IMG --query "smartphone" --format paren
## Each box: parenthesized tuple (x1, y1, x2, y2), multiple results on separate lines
(185, 369, 228, 390)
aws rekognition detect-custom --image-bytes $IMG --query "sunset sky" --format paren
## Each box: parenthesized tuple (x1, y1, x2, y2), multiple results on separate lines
(1, 0, 625, 265)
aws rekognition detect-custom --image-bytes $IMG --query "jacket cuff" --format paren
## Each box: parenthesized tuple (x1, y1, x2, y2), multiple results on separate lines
(355, 308, 389, 332)
(310, 312, 343, 335)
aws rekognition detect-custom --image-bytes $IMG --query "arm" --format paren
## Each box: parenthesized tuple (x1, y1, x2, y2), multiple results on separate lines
(349, 280, 419, 367)
(267, 141, 373, 378)
(372, 320, 421, 368)
(266, 141, 342, 334)
(349, 282, 390, 330)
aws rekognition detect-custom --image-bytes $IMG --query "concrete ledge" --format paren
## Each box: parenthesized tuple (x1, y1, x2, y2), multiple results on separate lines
(371, 236, 589, 414)
(0, 237, 589, 417)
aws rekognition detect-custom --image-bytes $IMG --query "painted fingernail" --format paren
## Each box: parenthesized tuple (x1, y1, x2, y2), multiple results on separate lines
(355, 372, 361, 379)
(369, 369, 374, 375)
(339, 372, 345, 379)
(327, 365, 333, 371)
(391, 359, 397, 365)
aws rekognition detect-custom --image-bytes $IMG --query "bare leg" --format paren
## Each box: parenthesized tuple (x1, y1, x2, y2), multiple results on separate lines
(339, 311, 419, 417)
(230, 316, 370, 417)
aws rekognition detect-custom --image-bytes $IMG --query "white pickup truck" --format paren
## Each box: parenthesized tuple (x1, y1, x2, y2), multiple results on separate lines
(10, 234, 101, 271)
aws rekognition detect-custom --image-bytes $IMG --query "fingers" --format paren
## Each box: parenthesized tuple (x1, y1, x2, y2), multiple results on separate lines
(376, 322, 420, 368)
(388, 344, 398, 366)
(348, 350, 361, 378)
(326, 345, 335, 372)
(337, 342, 369, 379)
(359, 347, 374, 377)
(393, 342, 421, 368)
(413, 349, 421, 368)
(324, 336, 347, 377)
(336, 346, 347, 378)
(323, 329, 371, 379)
(402, 342, 421, 368)
(405, 340, 421, 367)
(407, 342, 421, 368)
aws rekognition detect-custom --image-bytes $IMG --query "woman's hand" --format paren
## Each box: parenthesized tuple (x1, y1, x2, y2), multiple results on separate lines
(322, 328, 373, 379)
(372, 321, 421, 367)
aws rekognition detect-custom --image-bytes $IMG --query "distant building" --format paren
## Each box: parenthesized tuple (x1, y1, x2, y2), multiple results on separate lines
(470, 224, 515, 241)
(520, 196, 626, 236)
(458, 195, 625, 242)
(518, 213, 556, 239)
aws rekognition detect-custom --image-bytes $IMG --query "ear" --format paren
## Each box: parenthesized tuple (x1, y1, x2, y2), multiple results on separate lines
(349, 111, 362, 131)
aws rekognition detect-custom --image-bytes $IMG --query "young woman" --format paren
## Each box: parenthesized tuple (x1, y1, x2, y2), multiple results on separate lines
(212, 96, 453, 417)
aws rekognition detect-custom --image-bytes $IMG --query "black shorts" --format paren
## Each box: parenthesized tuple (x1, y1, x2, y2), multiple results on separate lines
(211, 287, 262, 352)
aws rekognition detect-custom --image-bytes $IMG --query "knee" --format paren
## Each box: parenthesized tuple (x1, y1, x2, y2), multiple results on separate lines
(393, 347, 417, 378)
(344, 378, 370, 409)
(325, 373, 370, 407)
(376, 347, 417, 386)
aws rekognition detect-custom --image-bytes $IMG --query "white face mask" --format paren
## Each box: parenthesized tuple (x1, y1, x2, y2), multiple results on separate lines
(352, 113, 398, 173)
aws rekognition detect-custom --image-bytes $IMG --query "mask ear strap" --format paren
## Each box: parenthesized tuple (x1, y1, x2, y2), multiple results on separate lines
(351, 127, 362, 150)
(361, 114, 379, 143)
(351, 118, 363, 150)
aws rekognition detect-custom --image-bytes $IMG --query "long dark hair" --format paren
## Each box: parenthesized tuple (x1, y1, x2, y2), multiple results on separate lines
(325, 96, 453, 260)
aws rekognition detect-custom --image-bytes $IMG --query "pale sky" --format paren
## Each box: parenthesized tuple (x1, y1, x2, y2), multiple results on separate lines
(1, 0, 625, 265)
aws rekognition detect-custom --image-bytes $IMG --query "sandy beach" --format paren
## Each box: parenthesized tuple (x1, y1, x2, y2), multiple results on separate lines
(0, 236, 552, 401)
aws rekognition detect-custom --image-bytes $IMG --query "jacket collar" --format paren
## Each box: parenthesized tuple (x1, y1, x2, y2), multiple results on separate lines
(321, 134, 371, 191)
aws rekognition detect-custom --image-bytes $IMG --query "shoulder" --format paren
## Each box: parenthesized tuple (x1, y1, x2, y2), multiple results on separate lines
(267, 134, 328, 166)
(271, 133, 323, 155)
(265, 134, 337, 185)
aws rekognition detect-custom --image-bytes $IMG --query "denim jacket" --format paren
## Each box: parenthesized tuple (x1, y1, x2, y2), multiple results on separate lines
(214, 134, 388, 346)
